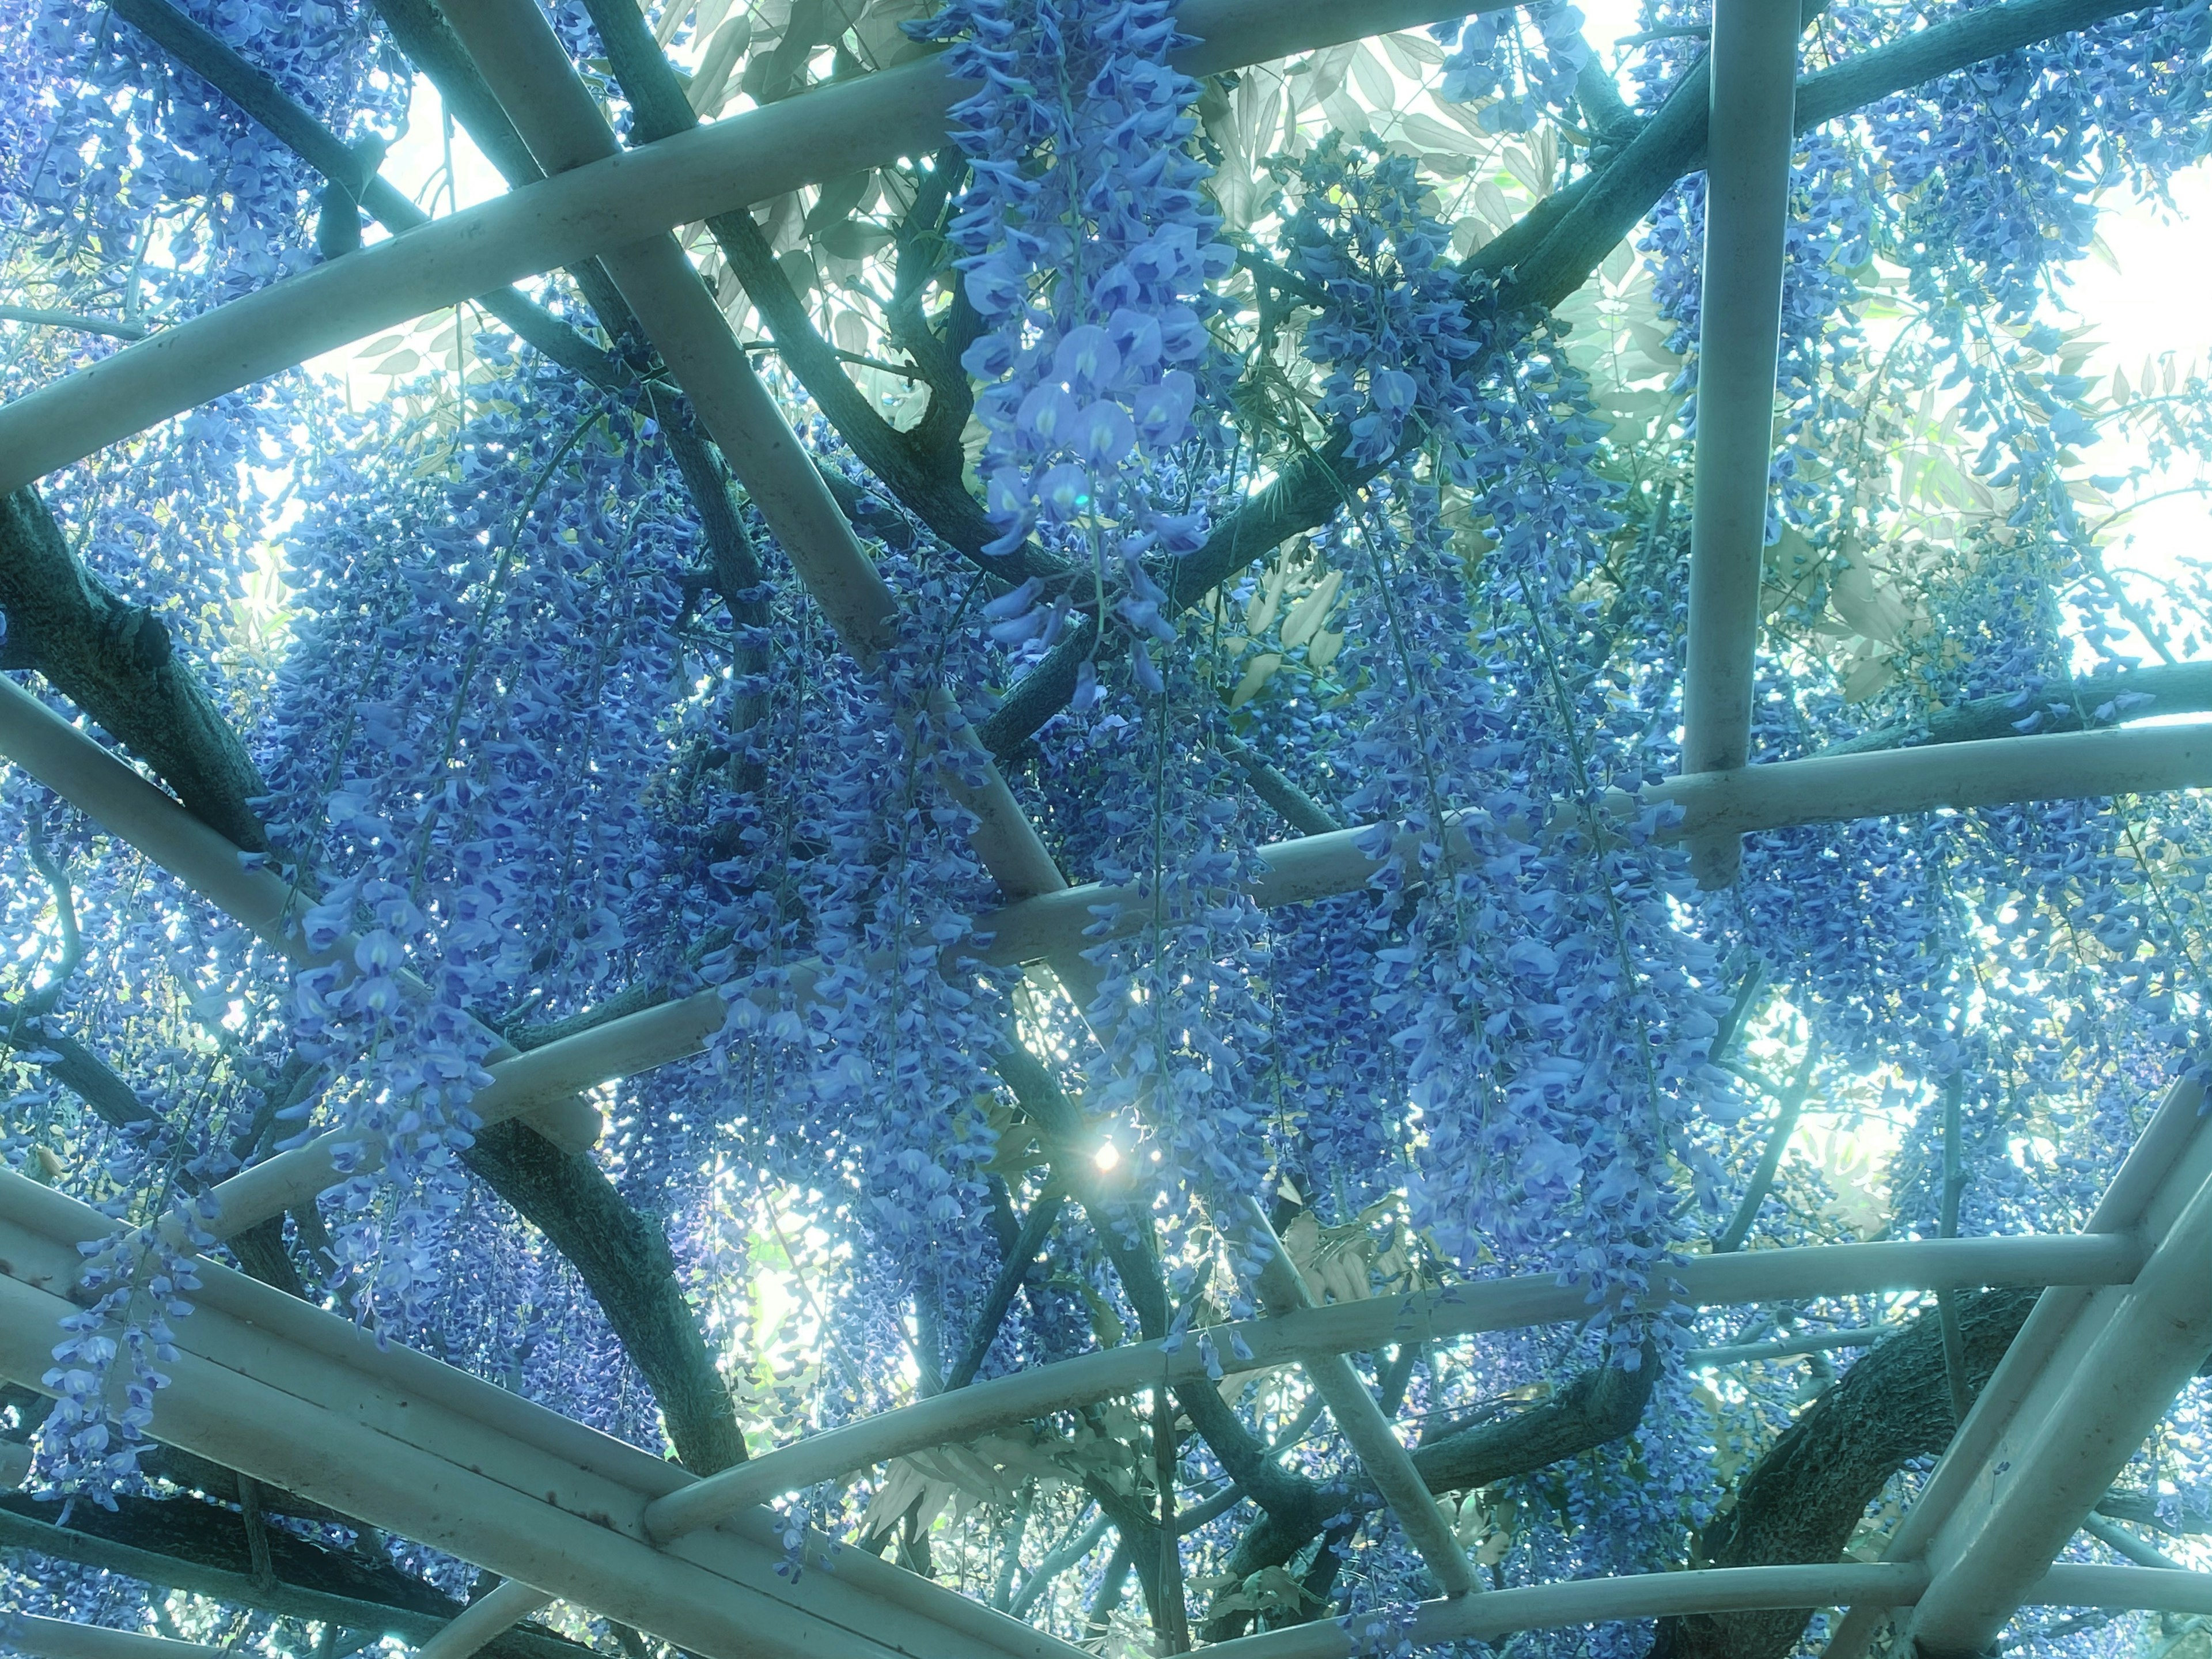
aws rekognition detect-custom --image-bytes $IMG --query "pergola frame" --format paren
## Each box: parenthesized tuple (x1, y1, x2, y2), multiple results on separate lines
(2, 0, 2210, 1656)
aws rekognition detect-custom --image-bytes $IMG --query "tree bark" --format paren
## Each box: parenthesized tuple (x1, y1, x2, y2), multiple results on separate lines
(1649, 1287, 2037, 1659)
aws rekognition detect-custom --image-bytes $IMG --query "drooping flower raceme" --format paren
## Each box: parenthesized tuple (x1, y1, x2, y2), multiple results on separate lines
(911, 0, 1234, 597)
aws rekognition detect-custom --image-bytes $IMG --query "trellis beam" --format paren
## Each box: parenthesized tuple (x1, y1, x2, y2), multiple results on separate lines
(436, 0, 1077, 921)
(198, 990, 724, 1240)
(2, 1617, 229, 1659)
(0, 1169, 1084, 1659)
(1244, 1199, 1478, 1598)
(439, 0, 897, 662)
(414, 1580, 557, 1659)
(0, 0, 1513, 496)
(1190, 1563, 2212, 1659)
(1677, 0, 1800, 888)
(21, 1565, 2212, 1659)
(638, 1230, 2135, 1546)
(978, 722, 2212, 965)
(1824, 1073, 2212, 1657)
(0, 673, 603, 1159)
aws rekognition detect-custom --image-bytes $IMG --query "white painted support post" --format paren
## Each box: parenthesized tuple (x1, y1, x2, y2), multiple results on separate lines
(1825, 1074, 2212, 1658)
(1243, 1199, 1478, 1597)
(1678, 0, 1800, 888)
(413, 1580, 556, 1659)
(639, 1230, 2135, 1546)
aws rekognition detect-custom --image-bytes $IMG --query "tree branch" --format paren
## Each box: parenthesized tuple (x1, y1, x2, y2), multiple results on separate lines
(0, 306, 148, 342)
(946, 1179, 1066, 1392)
(1647, 1286, 2038, 1659)
(1713, 1036, 1821, 1254)
(0, 488, 270, 851)
(460, 1121, 747, 1475)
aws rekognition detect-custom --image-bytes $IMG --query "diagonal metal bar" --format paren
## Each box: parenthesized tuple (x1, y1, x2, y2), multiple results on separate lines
(1192, 1562, 2212, 1659)
(1677, 0, 1801, 888)
(437, 0, 892, 658)
(1825, 1072, 2212, 1657)
(415, 1580, 558, 1659)
(106, 0, 624, 389)
(0, 1168, 1084, 1659)
(1243, 1199, 1478, 1598)
(435, 0, 1102, 1022)
(0, 675, 601, 1156)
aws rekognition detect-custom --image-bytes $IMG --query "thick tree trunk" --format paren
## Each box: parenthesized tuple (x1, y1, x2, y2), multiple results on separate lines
(1649, 1287, 2038, 1659)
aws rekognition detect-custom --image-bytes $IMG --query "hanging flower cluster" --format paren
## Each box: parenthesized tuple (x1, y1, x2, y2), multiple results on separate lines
(910, 0, 1234, 568)
(1431, 2, 1590, 134)
(1272, 137, 1497, 472)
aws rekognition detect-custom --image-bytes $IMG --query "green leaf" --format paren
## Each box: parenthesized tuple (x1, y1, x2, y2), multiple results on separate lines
(806, 171, 874, 236)
(818, 219, 893, 262)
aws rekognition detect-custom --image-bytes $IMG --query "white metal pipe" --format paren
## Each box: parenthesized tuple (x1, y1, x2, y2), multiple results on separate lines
(412, 1580, 556, 1659)
(3, 1618, 229, 1659)
(640, 1230, 2136, 1546)
(1677, 0, 1800, 888)
(441, 0, 900, 664)
(1194, 1562, 2212, 1659)
(2028, 1563, 2212, 1615)
(1200, 1564, 1933, 1659)
(1646, 722, 2212, 841)
(0, 1273, 882, 1659)
(0, 0, 1502, 495)
(1246, 1199, 1476, 1597)
(979, 724, 2212, 966)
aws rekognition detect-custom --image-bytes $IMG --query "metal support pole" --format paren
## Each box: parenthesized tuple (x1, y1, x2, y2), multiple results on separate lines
(1679, 0, 1799, 887)
(1243, 1199, 1478, 1597)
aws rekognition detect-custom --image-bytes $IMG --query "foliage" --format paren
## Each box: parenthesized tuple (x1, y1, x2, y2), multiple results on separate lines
(6, 2, 2212, 1658)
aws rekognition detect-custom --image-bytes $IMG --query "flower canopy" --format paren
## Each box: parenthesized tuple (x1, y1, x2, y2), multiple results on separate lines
(5, 2, 2212, 1658)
